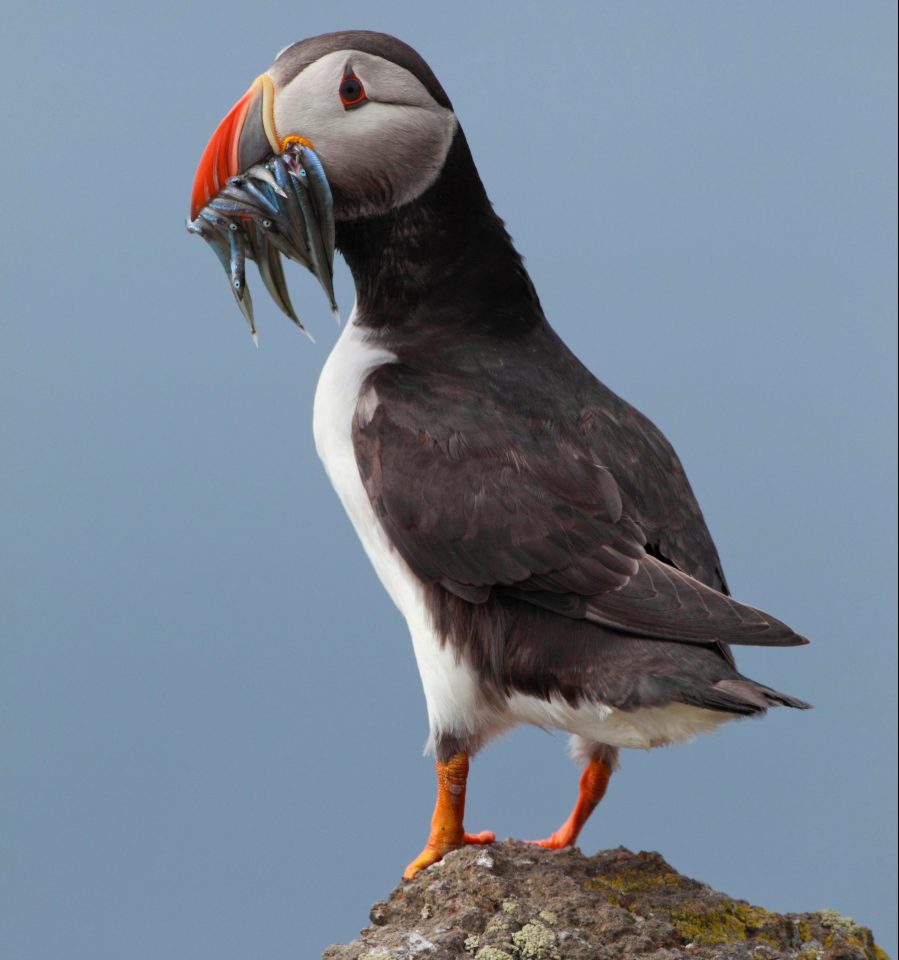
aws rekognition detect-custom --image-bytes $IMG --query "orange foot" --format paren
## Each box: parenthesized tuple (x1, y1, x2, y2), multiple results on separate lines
(528, 826, 577, 850)
(527, 757, 612, 850)
(403, 829, 495, 880)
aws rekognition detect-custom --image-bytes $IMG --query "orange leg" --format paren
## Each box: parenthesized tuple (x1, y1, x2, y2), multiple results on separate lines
(403, 752, 495, 879)
(529, 756, 612, 849)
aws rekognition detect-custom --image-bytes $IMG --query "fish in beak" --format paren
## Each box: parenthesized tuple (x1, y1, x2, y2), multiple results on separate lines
(187, 76, 338, 342)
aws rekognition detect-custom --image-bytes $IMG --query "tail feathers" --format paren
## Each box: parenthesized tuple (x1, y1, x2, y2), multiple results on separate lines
(680, 677, 812, 716)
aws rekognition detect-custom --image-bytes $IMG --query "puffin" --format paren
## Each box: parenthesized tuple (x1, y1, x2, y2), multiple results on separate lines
(189, 30, 809, 880)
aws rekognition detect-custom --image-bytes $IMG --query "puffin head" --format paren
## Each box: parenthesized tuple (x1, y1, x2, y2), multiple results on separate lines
(190, 31, 459, 224)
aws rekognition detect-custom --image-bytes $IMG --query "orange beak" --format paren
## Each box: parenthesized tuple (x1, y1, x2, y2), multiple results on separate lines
(190, 75, 280, 220)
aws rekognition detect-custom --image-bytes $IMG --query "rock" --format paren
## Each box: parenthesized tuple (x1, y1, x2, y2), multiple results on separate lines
(321, 841, 886, 960)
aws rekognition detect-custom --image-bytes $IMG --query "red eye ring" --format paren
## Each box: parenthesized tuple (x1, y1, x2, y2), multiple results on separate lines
(339, 68, 367, 109)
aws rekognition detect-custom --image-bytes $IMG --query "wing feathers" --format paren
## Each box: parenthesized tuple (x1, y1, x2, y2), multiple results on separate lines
(354, 365, 806, 650)
(582, 557, 807, 646)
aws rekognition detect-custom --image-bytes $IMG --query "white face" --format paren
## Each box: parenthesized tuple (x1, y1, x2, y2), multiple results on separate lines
(269, 50, 458, 219)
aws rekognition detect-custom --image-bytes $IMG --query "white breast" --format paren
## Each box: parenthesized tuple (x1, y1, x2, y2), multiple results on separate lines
(312, 306, 492, 750)
(312, 309, 404, 606)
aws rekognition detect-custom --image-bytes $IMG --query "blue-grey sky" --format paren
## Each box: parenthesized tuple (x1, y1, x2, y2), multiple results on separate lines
(3, 2, 896, 957)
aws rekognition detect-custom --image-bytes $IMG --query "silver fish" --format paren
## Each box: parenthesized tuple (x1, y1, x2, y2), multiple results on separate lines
(286, 148, 338, 318)
(186, 144, 337, 342)
(227, 224, 254, 337)
(270, 155, 314, 269)
(251, 224, 311, 339)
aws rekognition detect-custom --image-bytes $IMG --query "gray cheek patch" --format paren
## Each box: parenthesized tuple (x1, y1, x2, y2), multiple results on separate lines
(273, 49, 458, 218)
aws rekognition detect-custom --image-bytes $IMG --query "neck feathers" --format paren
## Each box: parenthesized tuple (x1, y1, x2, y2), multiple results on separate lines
(336, 131, 544, 339)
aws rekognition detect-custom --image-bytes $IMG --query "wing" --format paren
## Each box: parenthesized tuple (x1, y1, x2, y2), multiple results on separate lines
(353, 361, 806, 648)
(574, 384, 731, 593)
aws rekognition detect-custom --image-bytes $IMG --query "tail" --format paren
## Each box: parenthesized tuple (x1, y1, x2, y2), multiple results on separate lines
(679, 677, 812, 716)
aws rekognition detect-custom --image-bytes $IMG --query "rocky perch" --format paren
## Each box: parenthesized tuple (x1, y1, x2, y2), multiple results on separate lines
(322, 841, 886, 960)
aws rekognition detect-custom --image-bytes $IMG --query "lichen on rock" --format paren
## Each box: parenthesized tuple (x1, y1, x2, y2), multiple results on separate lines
(320, 841, 885, 960)
(510, 920, 557, 959)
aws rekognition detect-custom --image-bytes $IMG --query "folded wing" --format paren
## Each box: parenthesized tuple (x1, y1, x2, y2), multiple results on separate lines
(353, 364, 806, 649)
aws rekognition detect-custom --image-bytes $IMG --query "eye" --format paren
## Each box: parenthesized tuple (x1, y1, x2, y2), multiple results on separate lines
(339, 67, 367, 110)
